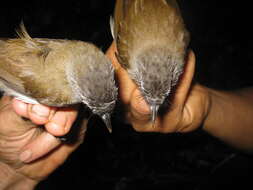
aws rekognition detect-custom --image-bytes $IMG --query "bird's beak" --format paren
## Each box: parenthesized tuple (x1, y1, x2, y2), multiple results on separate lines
(150, 104, 160, 127)
(101, 113, 112, 133)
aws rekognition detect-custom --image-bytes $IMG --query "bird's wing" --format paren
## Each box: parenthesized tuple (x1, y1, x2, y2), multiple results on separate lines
(0, 72, 39, 104)
(111, 0, 130, 42)
(112, 0, 133, 69)
(0, 38, 41, 103)
(0, 25, 53, 104)
(0, 24, 81, 107)
(0, 65, 39, 104)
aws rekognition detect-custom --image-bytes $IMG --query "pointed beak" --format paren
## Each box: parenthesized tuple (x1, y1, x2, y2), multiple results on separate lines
(101, 113, 112, 133)
(150, 104, 160, 127)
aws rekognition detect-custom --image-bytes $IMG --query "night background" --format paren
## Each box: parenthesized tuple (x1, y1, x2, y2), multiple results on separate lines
(1, 0, 253, 189)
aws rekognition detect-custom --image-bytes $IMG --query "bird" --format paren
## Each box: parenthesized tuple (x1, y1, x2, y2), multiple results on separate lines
(0, 23, 118, 132)
(110, 0, 190, 124)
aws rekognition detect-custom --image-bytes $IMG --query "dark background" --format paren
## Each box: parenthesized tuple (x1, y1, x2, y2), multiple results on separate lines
(1, 0, 253, 189)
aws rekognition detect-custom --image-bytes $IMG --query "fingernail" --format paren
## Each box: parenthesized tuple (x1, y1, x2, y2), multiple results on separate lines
(19, 150, 32, 163)
(32, 105, 50, 118)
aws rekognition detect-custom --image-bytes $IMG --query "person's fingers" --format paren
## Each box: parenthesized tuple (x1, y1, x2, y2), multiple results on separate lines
(129, 50, 196, 115)
(12, 99, 57, 125)
(45, 106, 79, 137)
(106, 42, 155, 127)
(154, 50, 198, 133)
(12, 98, 79, 137)
(106, 42, 136, 104)
(0, 96, 35, 134)
(18, 132, 85, 181)
(18, 119, 88, 179)
(127, 88, 151, 127)
(11, 98, 29, 117)
(130, 88, 150, 115)
(27, 104, 57, 125)
(106, 42, 121, 70)
(19, 132, 61, 163)
(177, 83, 210, 133)
(126, 50, 196, 132)
(173, 50, 196, 106)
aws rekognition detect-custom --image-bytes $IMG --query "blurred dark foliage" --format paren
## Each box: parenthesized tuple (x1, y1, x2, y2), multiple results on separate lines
(0, 0, 252, 189)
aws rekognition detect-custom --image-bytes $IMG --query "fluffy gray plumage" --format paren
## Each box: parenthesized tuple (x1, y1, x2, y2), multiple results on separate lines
(66, 48, 118, 116)
(129, 46, 184, 106)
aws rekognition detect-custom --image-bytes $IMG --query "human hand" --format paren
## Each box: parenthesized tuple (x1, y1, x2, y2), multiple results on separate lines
(106, 42, 210, 133)
(0, 96, 86, 188)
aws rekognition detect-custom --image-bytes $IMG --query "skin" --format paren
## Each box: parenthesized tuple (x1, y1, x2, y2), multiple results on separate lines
(1, 42, 253, 189)
(0, 96, 84, 189)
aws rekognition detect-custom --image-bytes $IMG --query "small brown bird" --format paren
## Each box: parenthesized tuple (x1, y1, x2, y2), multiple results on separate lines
(0, 24, 118, 132)
(110, 0, 190, 123)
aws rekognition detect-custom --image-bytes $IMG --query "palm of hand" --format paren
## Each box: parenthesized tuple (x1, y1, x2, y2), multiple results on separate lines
(0, 96, 84, 181)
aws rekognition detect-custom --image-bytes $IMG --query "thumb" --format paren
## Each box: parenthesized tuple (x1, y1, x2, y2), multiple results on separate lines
(128, 87, 163, 132)
(129, 88, 150, 121)
(0, 96, 34, 134)
(106, 42, 153, 128)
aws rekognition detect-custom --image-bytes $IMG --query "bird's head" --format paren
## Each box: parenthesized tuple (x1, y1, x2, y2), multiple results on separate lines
(66, 42, 118, 132)
(128, 46, 185, 124)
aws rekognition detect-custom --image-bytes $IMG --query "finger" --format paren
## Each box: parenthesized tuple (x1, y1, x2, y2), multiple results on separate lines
(13, 99, 79, 136)
(45, 106, 79, 137)
(117, 68, 137, 104)
(173, 50, 196, 106)
(129, 88, 150, 119)
(18, 127, 86, 180)
(106, 42, 160, 130)
(106, 42, 154, 127)
(106, 41, 136, 104)
(154, 50, 196, 133)
(19, 132, 61, 163)
(106, 41, 121, 70)
(27, 104, 57, 125)
(127, 109, 162, 132)
(12, 98, 29, 118)
(12, 99, 57, 125)
(125, 88, 163, 132)
(19, 118, 87, 166)
(0, 96, 35, 134)
(127, 50, 196, 132)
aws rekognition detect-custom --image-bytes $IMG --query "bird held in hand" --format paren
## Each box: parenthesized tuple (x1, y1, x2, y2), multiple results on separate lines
(110, 0, 190, 124)
(0, 24, 118, 132)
